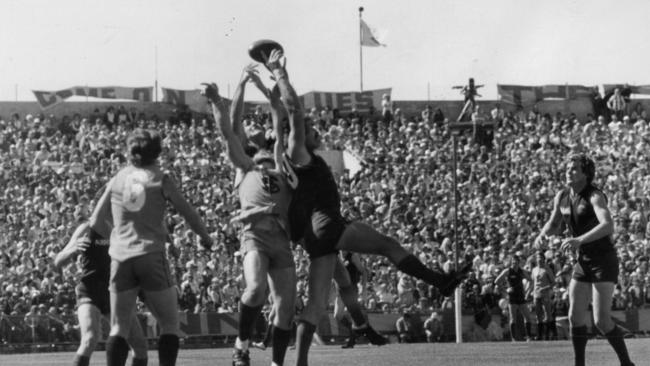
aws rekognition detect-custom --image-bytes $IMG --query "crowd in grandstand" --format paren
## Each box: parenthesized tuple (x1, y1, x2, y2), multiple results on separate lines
(1, 98, 650, 343)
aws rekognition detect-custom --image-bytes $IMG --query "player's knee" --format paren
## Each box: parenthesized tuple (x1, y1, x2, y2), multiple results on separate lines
(376, 236, 401, 256)
(568, 313, 582, 327)
(241, 286, 267, 306)
(273, 306, 295, 329)
(128, 336, 148, 358)
(79, 331, 99, 352)
(301, 303, 326, 324)
(157, 318, 179, 335)
(338, 284, 357, 299)
(593, 317, 613, 333)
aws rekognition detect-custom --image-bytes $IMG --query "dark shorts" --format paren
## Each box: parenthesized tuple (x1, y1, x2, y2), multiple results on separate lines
(110, 251, 175, 292)
(508, 296, 527, 305)
(76, 282, 110, 315)
(572, 253, 619, 283)
(301, 211, 346, 259)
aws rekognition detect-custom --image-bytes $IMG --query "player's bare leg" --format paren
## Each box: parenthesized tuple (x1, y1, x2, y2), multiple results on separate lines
(295, 254, 336, 366)
(592, 282, 634, 366)
(336, 222, 469, 296)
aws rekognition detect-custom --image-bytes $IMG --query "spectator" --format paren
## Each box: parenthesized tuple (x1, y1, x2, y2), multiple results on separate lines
(3, 98, 650, 345)
(395, 308, 420, 343)
(607, 88, 626, 120)
(423, 311, 443, 342)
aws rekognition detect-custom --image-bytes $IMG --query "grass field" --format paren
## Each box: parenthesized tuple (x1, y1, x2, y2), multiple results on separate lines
(1, 339, 648, 365)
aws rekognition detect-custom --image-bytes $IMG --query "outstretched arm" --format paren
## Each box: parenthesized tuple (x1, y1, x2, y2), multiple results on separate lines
(162, 174, 213, 250)
(88, 179, 113, 237)
(54, 223, 90, 268)
(231, 64, 262, 145)
(270, 87, 286, 173)
(265, 49, 311, 165)
(202, 82, 253, 171)
(252, 78, 287, 173)
(534, 190, 564, 249)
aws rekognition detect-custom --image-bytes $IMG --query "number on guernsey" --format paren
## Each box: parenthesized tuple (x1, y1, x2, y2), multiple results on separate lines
(123, 170, 149, 212)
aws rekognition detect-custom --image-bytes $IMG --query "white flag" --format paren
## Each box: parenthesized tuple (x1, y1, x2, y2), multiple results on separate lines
(360, 19, 386, 47)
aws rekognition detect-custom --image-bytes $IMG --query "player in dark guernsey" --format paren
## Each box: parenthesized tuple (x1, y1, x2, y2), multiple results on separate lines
(247, 65, 387, 349)
(535, 154, 634, 366)
(495, 254, 533, 341)
(54, 215, 148, 366)
(264, 49, 468, 366)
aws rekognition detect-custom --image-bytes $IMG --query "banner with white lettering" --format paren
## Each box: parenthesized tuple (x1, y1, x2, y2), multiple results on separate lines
(300, 88, 391, 113)
(498, 84, 595, 108)
(162, 87, 390, 114)
(32, 86, 153, 109)
(161, 88, 207, 113)
(161, 88, 265, 114)
(603, 84, 650, 96)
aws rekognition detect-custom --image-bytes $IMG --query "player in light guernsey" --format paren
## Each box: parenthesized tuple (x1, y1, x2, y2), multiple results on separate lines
(203, 71, 296, 366)
(90, 129, 214, 366)
(532, 250, 555, 340)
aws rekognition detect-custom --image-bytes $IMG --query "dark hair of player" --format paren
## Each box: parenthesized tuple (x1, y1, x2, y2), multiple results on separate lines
(568, 153, 596, 184)
(127, 128, 162, 167)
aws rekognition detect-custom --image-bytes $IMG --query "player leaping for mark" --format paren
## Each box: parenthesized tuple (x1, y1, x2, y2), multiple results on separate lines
(263, 48, 470, 366)
(247, 72, 388, 349)
(202, 67, 296, 366)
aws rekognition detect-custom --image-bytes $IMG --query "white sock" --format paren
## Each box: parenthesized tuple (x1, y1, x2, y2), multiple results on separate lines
(353, 322, 368, 329)
(235, 337, 249, 351)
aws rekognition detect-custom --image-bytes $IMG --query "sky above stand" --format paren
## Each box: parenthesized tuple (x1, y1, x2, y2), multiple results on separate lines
(0, 0, 648, 102)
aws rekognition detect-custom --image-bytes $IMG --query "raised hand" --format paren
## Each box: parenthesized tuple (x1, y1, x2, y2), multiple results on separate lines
(246, 64, 271, 99)
(241, 63, 259, 83)
(263, 48, 286, 72)
(200, 82, 220, 104)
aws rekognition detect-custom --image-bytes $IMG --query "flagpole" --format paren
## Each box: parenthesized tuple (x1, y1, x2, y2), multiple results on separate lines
(155, 45, 159, 103)
(359, 6, 364, 92)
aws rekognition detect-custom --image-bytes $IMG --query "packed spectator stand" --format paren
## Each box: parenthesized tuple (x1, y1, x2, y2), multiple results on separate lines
(1, 100, 650, 344)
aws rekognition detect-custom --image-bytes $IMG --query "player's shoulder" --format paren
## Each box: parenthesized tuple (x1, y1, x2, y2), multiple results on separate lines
(583, 185, 605, 200)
